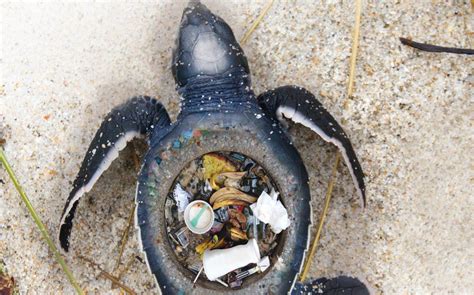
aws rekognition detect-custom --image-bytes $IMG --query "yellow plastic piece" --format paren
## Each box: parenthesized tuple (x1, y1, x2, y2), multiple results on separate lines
(202, 154, 236, 181)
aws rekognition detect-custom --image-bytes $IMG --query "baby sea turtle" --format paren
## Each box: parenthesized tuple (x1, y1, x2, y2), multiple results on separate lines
(59, 1, 367, 294)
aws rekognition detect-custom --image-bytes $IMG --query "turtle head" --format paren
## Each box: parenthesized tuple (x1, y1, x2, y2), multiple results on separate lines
(172, 1, 250, 87)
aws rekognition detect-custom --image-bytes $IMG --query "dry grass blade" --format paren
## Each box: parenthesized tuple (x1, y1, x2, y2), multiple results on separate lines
(344, 0, 362, 107)
(0, 148, 84, 295)
(79, 255, 137, 295)
(300, 0, 363, 282)
(117, 255, 137, 281)
(98, 272, 136, 295)
(299, 154, 340, 281)
(240, 0, 275, 45)
(114, 205, 136, 272)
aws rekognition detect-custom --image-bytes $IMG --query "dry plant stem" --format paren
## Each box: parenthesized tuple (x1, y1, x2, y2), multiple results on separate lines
(117, 255, 136, 281)
(345, 0, 362, 107)
(299, 154, 341, 282)
(240, 0, 275, 45)
(300, 0, 363, 282)
(79, 255, 136, 295)
(399, 37, 474, 55)
(99, 272, 136, 295)
(131, 141, 141, 171)
(114, 205, 136, 272)
(0, 148, 84, 295)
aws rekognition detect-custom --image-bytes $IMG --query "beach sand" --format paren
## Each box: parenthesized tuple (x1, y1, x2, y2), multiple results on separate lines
(1, 1, 473, 293)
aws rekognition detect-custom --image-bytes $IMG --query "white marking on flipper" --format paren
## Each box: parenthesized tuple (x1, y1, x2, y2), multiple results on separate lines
(278, 106, 364, 206)
(58, 131, 141, 233)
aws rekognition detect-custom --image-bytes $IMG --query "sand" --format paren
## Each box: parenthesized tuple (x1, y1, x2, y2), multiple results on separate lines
(1, 1, 473, 294)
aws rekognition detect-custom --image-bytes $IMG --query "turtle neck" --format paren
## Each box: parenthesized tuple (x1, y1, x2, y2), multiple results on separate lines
(177, 66, 258, 117)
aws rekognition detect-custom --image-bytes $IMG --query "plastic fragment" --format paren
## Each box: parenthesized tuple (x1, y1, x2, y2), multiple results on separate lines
(250, 189, 291, 234)
(174, 227, 190, 248)
(202, 153, 236, 180)
(173, 183, 191, 212)
(203, 239, 260, 281)
(235, 256, 270, 280)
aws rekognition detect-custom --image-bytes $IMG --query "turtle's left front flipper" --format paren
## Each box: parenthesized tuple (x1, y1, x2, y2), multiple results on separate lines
(59, 96, 170, 251)
(257, 86, 365, 205)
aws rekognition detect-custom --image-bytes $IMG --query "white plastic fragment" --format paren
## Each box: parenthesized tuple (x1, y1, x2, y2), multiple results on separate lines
(258, 256, 271, 272)
(250, 189, 291, 234)
(203, 239, 260, 281)
(173, 183, 191, 212)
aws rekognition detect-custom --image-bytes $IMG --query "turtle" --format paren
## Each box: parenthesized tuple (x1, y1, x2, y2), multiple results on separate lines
(58, 1, 368, 294)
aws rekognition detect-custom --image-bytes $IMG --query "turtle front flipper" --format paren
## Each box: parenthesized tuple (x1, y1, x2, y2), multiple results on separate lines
(292, 276, 370, 295)
(257, 86, 365, 205)
(59, 96, 170, 251)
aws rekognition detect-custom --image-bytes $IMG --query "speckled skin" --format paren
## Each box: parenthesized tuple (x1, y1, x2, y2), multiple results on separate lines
(58, 1, 366, 294)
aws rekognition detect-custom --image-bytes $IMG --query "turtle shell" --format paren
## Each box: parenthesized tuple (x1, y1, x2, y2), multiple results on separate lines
(136, 108, 311, 294)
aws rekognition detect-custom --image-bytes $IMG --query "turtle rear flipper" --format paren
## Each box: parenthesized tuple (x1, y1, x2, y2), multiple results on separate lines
(292, 276, 370, 295)
(257, 86, 365, 205)
(59, 96, 170, 251)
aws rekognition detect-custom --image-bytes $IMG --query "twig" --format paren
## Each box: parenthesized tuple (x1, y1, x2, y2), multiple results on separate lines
(399, 37, 474, 55)
(299, 154, 340, 281)
(240, 0, 275, 45)
(79, 255, 137, 295)
(0, 148, 84, 294)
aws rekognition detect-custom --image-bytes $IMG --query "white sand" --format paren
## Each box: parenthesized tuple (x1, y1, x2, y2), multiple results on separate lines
(1, 1, 473, 294)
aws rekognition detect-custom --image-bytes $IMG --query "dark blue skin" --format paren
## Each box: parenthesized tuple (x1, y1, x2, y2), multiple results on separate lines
(59, 1, 367, 294)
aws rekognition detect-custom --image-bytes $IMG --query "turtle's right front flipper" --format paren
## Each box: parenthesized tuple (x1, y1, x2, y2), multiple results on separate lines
(257, 86, 365, 205)
(59, 96, 170, 251)
(292, 276, 370, 295)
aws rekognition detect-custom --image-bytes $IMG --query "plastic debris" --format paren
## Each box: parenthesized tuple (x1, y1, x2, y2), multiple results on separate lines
(198, 180, 213, 200)
(210, 220, 224, 234)
(209, 187, 257, 206)
(164, 151, 289, 288)
(250, 189, 291, 234)
(184, 201, 214, 234)
(203, 239, 260, 281)
(202, 153, 236, 180)
(188, 261, 203, 273)
(174, 227, 190, 248)
(195, 235, 224, 256)
(228, 272, 242, 288)
(229, 227, 248, 241)
(229, 152, 246, 163)
(211, 171, 246, 190)
(214, 207, 229, 223)
(193, 266, 204, 284)
(228, 209, 247, 229)
(173, 183, 191, 212)
(235, 256, 270, 280)
(215, 278, 228, 287)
